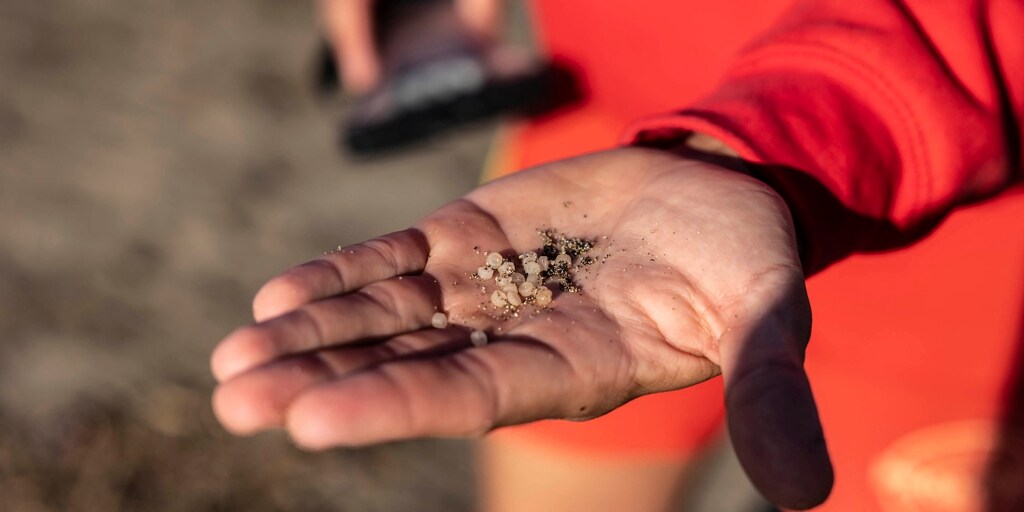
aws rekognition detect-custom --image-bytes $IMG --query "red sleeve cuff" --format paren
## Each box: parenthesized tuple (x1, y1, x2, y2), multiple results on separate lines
(618, 68, 915, 275)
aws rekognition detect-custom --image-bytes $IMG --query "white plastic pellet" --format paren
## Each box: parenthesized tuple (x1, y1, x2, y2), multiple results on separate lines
(554, 253, 572, 266)
(431, 312, 448, 329)
(511, 272, 526, 284)
(518, 281, 537, 297)
(486, 252, 504, 269)
(534, 287, 553, 307)
(526, 273, 542, 285)
(495, 276, 512, 287)
(505, 290, 522, 306)
(523, 261, 541, 275)
(470, 330, 488, 347)
(501, 284, 519, 294)
(490, 290, 507, 307)
(498, 261, 516, 276)
(477, 266, 495, 280)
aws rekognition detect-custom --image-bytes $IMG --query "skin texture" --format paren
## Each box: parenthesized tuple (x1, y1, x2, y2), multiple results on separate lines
(210, 148, 833, 509)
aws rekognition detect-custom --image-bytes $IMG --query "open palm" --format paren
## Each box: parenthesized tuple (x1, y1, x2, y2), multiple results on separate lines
(211, 147, 832, 509)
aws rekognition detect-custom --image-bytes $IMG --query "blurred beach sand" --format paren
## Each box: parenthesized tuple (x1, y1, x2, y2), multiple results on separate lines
(0, 1, 485, 510)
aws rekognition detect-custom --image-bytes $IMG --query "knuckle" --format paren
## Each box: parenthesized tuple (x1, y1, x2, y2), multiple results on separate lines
(290, 307, 327, 349)
(362, 236, 402, 273)
(361, 282, 401, 314)
(450, 352, 501, 433)
(359, 280, 417, 331)
(303, 258, 347, 291)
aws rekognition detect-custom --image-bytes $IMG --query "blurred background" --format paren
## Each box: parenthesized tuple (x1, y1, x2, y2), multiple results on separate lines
(0, 0, 764, 510)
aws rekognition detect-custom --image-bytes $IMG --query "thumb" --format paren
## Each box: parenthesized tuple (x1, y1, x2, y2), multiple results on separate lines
(718, 280, 833, 510)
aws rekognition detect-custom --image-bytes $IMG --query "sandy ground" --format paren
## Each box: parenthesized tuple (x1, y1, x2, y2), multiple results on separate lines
(0, 1, 766, 510)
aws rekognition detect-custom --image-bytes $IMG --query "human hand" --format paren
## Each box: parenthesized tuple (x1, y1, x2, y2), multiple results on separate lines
(319, 0, 503, 94)
(211, 147, 832, 509)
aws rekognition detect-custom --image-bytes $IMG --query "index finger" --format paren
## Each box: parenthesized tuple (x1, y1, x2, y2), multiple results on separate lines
(253, 228, 430, 321)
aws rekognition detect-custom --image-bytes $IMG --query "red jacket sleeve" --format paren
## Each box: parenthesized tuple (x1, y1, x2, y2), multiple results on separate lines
(623, 0, 1023, 273)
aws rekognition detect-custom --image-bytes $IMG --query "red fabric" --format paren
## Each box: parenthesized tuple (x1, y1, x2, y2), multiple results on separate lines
(622, 0, 1023, 273)
(492, 1, 1024, 510)
(801, 187, 1024, 511)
